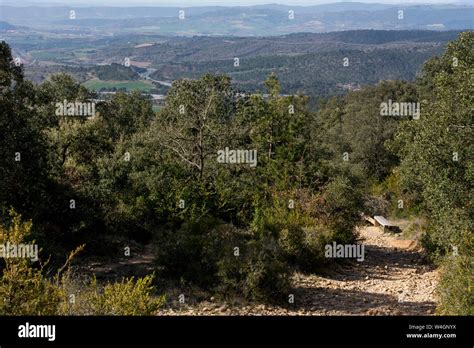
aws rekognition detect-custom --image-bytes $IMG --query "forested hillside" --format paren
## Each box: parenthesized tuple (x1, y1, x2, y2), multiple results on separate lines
(10, 30, 463, 98)
(149, 47, 440, 96)
(0, 31, 472, 316)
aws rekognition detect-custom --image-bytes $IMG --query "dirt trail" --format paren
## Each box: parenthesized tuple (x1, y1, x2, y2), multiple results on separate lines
(156, 226, 439, 316)
(80, 226, 439, 315)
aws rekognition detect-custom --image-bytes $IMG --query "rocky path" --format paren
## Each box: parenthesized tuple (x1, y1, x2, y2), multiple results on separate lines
(156, 226, 439, 316)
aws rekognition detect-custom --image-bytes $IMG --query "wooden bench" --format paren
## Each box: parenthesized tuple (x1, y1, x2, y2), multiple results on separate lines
(363, 214, 376, 225)
(373, 215, 396, 232)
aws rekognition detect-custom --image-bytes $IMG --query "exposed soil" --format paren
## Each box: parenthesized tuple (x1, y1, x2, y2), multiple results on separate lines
(78, 225, 439, 316)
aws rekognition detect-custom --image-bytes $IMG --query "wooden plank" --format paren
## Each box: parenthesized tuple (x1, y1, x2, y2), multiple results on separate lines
(374, 215, 394, 227)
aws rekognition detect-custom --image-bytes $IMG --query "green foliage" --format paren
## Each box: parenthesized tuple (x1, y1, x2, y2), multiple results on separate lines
(234, 238, 291, 302)
(97, 91, 154, 141)
(236, 76, 310, 182)
(313, 176, 363, 244)
(61, 275, 165, 316)
(0, 212, 65, 315)
(250, 183, 360, 273)
(274, 222, 332, 273)
(93, 63, 139, 81)
(150, 46, 443, 98)
(389, 32, 473, 254)
(154, 218, 234, 287)
(154, 217, 293, 302)
(437, 254, 474, 315)
(314, 80, 417, 182)
(389, 31, 474, 314)
(0, 42, 50, 222)
(0, 211, 164, 316)
(216, 236, 292, 302)
(7, 31, 472, 312)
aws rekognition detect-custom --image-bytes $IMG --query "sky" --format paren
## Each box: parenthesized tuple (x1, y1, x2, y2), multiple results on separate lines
(3, 0, 467, 6)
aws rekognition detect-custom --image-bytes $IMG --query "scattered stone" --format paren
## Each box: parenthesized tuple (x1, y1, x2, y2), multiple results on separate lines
(152, 225, 438, 317)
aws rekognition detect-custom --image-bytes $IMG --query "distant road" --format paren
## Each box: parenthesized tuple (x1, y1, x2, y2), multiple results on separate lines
(139, 68, 172, 87)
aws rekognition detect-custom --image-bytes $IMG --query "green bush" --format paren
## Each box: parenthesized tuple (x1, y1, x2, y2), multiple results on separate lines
(240, 238, 292, 302)
(0, 212, 65, 315)
(278, 224, 306, 263)
(217, 236, 292, 302)
(154, 217, 292, 302)
(0, 212, 164, 316)
(435, 231, 473, 315)
(154, 217, 244, 287)
(276, 223, 333, 272)
(437, 255, 474, 315)
(61, 274, 165, 315)
(251, 190, 357, 273)
(318, 176, 362, 244)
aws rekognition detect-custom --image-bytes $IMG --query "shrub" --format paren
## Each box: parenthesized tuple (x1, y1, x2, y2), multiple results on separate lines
(61, 274, 165, 315)
(278, 224, 306, 263)
(251, 191, 355, 273)
(299, 225, 335, 272)
(277, 223, 334, 272)
(437, 255, 474, 315)
(154, 217, 292, 302)
(435, 231, 473, 315)
(0, 211, 67, 315)
(315, 176, 362, 244)
(240, 238, 292, 302)
(0, 211, 164, 316)
(217, 236, 292, 302)
(0, 259, 65, 315)
(154, 217, 244, 287)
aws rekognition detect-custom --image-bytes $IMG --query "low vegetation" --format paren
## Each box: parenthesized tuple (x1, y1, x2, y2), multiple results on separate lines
(0, 31, 472, 314)
(0, 211, 164, 315)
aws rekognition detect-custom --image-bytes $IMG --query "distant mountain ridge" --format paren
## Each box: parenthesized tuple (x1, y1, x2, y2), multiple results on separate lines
(0, 21, 16, 31)
(1, 3, 473, 35)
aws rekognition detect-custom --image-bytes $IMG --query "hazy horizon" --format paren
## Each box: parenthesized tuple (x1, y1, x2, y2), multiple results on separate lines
(1, 0, 470, 7)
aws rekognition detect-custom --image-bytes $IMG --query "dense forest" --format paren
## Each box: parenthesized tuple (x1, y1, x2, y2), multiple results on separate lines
(149, 47, 443, 96)
(12, 30, 460, 92)
(0, 32, 472, 315)
(94, 63, 140, 81)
